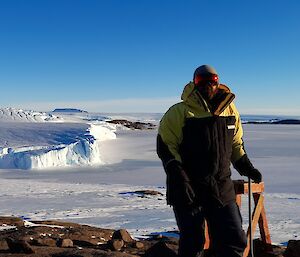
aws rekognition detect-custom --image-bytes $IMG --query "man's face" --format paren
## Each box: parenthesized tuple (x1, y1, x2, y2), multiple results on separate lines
(197, 81, 219, 100)
(194, 74, 219, 101)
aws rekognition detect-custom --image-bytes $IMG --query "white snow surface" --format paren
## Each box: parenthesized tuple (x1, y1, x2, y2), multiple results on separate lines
(0, 112, 299, 246)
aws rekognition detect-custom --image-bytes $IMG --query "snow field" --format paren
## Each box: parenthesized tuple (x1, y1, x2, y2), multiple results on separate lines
(0, 175, 299, 244)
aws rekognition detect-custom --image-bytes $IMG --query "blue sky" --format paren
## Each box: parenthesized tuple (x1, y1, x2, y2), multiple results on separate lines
(0, 0, 299, 114)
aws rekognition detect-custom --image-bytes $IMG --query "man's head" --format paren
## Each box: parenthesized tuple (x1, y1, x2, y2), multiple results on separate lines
(193, 65, 219, 101)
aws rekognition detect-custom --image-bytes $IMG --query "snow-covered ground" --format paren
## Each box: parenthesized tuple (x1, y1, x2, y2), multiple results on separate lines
(0, 109, 299, 246)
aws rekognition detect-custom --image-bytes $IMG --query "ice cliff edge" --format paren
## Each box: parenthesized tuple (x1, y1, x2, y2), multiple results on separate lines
(0, 123, 117, 170)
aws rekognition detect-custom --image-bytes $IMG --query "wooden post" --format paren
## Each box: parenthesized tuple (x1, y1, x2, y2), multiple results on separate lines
(243, 194, 264, 257)
(236, 194, 242, 208)
(253, 193, 272, 252)
(203, 180, 272, 256)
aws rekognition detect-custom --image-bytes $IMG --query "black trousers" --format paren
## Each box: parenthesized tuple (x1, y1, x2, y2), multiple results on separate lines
(173, 202, 247, 257)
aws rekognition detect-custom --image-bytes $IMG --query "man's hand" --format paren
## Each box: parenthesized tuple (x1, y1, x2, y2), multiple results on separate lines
(181, 180, 196, 204)
(234, 155, 262, 183)
(247, 168, 262, 183)
(165, 160, 195, 206)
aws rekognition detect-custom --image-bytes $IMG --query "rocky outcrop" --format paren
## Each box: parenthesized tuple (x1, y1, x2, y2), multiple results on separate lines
(0, 217, 147, 256)
(0, 216, 24, 227)
(107, 120, 156, 130)
(0, 216, 298, 257)
(119, 190, 164, 198)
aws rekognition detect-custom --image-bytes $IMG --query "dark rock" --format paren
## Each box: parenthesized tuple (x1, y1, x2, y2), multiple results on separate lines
(6, 237, 35, 254)
(73, 239, 97, 247)
(133, 190, 163, 196)
(109, 239, 124, 251)
(107, 120, 156, 130)
(253, 239, 286, 257)
(254, 238, 272, 255)
(112, 229, 134, 243)
(285, 240, 300, 257)
(144, 241, 177, 257)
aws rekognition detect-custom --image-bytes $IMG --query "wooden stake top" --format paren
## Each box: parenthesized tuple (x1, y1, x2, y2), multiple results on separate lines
(233, 180, 265, 194)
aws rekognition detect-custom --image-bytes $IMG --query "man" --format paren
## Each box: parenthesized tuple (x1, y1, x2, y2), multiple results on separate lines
(157, 65, 262, 257)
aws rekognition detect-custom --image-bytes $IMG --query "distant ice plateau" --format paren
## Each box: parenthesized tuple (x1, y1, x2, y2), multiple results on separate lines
(0, 108, 117, 170)
(0, 107, 63, 123)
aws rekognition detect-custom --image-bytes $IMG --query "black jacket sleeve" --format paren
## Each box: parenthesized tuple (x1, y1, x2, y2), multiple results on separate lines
(157, 134, 177, 171)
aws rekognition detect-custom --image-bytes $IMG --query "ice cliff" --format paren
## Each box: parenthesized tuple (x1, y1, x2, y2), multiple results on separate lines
(0, 123, 116, 170)
(0, 108, 117, 170)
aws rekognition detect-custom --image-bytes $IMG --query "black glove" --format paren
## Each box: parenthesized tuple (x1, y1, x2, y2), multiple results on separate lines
(234, 154, 262, 183)
(165, 160, 195, 206)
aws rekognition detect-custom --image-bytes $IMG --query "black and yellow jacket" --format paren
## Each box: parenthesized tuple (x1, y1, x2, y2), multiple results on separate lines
(157, 82, 246, 207)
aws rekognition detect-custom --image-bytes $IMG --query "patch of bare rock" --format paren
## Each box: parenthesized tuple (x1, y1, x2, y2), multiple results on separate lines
(107, 120, 156, 130)
(0, 216, 298, 257)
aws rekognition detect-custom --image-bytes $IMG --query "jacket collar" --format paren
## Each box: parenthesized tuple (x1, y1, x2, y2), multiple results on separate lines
(181, 82, 235, 116)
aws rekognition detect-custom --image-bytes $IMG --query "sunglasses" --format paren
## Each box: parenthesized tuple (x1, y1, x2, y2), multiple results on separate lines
(194, 74, 219, 86)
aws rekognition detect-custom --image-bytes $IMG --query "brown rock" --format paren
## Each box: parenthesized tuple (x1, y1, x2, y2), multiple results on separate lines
(31, 237, 57, 247)
(110, 239, 124, 251)
(112, 229, 134, 243)
(6, 238, 35, 254)
(0, 239, 9, 251)
(285, 240, 300, 257)
(134, 241, 144, 249)
(58, 238, 74, 248)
